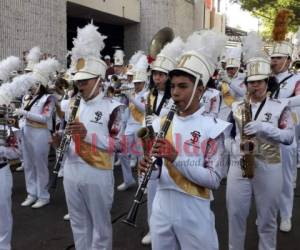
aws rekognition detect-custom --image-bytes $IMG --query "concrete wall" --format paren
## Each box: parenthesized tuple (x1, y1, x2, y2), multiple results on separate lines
(0, 0, 67, 65)
(124, 0, 200, 60)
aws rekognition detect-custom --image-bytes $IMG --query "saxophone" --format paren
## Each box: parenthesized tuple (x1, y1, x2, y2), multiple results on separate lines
(49, 94, 81, 190)
(240, 90, 255, 178)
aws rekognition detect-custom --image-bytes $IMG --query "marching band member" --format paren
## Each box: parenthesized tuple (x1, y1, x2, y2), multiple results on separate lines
(199, 77, 221, 117)
(0, 121, 20, 250)
(139, 30, 230, 250)
(226, 39, 294, 249)
(141, 37, 184, 245)
(54, 23, 124, 250)
(218, 47, 246, 121)
(269, 9, 300, 232)
(17, 58, 60, 209)
(118, 52, 148, 191)
(104, 55, 114, 81)
(0, 57, 22, 250)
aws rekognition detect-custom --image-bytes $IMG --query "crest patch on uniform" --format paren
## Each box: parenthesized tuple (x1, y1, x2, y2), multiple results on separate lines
(90, 111, 103, 124)
(263, 112, 272, 122)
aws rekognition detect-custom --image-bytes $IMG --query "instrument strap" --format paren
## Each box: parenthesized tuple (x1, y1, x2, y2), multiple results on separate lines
(274, 74, 294, 98)
(153, 92, 168, 115)
(251, 97, 267, 121)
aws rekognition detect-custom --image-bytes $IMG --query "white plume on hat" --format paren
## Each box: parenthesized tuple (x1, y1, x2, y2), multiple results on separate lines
(0, 74, 36, 105)
(25, 46, 42, 71)
(185, 30, 227, 69)
(127, 50, 144, 75)
(71, 23, 106, 63)
(225, 47, 242, 68)
(175, 30, 226, 85)
(32, 58, 61, 86)
(242, 31, 266, 62)
(129, 50, 144, 66)
(132, 51, 148, 83)
(0, 56, 21, 82)
(160, 37, 184, 61)
(70, 23, 107, 81)
(152, 37, 185, 73)
(170, 30, 226, 111)
(114, 49, 125, 66)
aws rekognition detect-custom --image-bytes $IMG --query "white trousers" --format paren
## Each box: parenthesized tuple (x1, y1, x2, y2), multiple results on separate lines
(150, 189, 218, 250)
(226, 160, 282, 250)
(22, 126, 50, 201)
(64, 167, 114, 250)
(119, 134, 139, 185)
(0, 166, 13, 250)
(147, 179, 157, 225)
(279, 141, 297, 221)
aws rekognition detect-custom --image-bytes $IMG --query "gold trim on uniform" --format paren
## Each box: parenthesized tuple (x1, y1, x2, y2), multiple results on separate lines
(77, 140, 113, 170)
(129, 102, 144, 124)
(234, 104, 281, 164)
(163, 119, 210, 199)
(220, 82, 235, 107)
(27, 119, 47, 129)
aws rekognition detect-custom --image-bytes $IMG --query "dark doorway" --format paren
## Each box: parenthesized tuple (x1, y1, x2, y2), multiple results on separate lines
(67, 16, 124, 65)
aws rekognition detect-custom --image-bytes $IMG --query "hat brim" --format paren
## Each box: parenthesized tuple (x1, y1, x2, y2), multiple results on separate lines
(72, 72, 99, 81)
(247, 75, 268, 82)
(151, 67, 169, 74)
(133, 80, 145, 84)
(270, 53, 289, 58)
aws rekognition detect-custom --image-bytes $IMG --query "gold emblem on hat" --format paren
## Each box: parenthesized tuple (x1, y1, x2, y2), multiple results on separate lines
(178, 54, 192, 68)
(76, 58, 85, 70)
(249, 62, 260, 75)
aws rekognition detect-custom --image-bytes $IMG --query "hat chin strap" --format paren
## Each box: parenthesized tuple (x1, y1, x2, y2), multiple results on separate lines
(87, 76, 101, 100)
(278, 57, 289, 73)
(183, 75, 201, 111)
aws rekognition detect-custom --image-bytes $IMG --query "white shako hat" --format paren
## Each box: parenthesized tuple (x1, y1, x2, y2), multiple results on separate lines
(71, 23, 107, 81)
(225, 47, 242, 68)
(152, 37, 184, 74)
(170, 30, 226, 88)
(114, 49, 125, 66)
(242, 31, 271, 81)
(132, 51, 148, 83)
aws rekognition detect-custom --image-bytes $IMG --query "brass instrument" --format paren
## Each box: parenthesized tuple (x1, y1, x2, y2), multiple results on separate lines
(291, 59, 300, 73)
(122, 104, 177, 227)
(240, 90, 255, 178)
(149, 27, 174, 60)
(106, 86, 135, 97)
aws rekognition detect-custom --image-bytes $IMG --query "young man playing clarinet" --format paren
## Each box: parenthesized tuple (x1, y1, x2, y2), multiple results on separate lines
(139, 30, 231, 250)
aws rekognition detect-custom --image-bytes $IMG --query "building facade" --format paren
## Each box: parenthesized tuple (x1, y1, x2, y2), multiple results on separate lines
(0, 0, 225, 66)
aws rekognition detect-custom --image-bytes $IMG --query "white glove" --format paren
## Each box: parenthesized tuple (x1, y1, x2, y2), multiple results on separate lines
(244, 121, 263, 135)
(244, 121, 275, 136)
(145, 115, 154, 126)
(14, 108, 28, 117)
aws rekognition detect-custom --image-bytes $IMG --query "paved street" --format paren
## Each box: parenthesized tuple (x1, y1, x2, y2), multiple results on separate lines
(11, 164, 300, 250)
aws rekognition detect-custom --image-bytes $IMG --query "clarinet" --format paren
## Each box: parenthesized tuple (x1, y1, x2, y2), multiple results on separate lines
(48, 94, 81, 190)
(122, 104, 177, 227)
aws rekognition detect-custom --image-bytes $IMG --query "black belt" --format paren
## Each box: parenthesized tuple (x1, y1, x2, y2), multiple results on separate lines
(0, 162, 8, 169)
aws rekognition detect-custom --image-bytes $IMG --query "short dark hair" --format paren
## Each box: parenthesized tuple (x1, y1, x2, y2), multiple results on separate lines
(169, 70, 203, 86)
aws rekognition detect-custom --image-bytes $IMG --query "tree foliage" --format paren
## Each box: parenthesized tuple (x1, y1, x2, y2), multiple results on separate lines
(232, 0, 300, 39)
